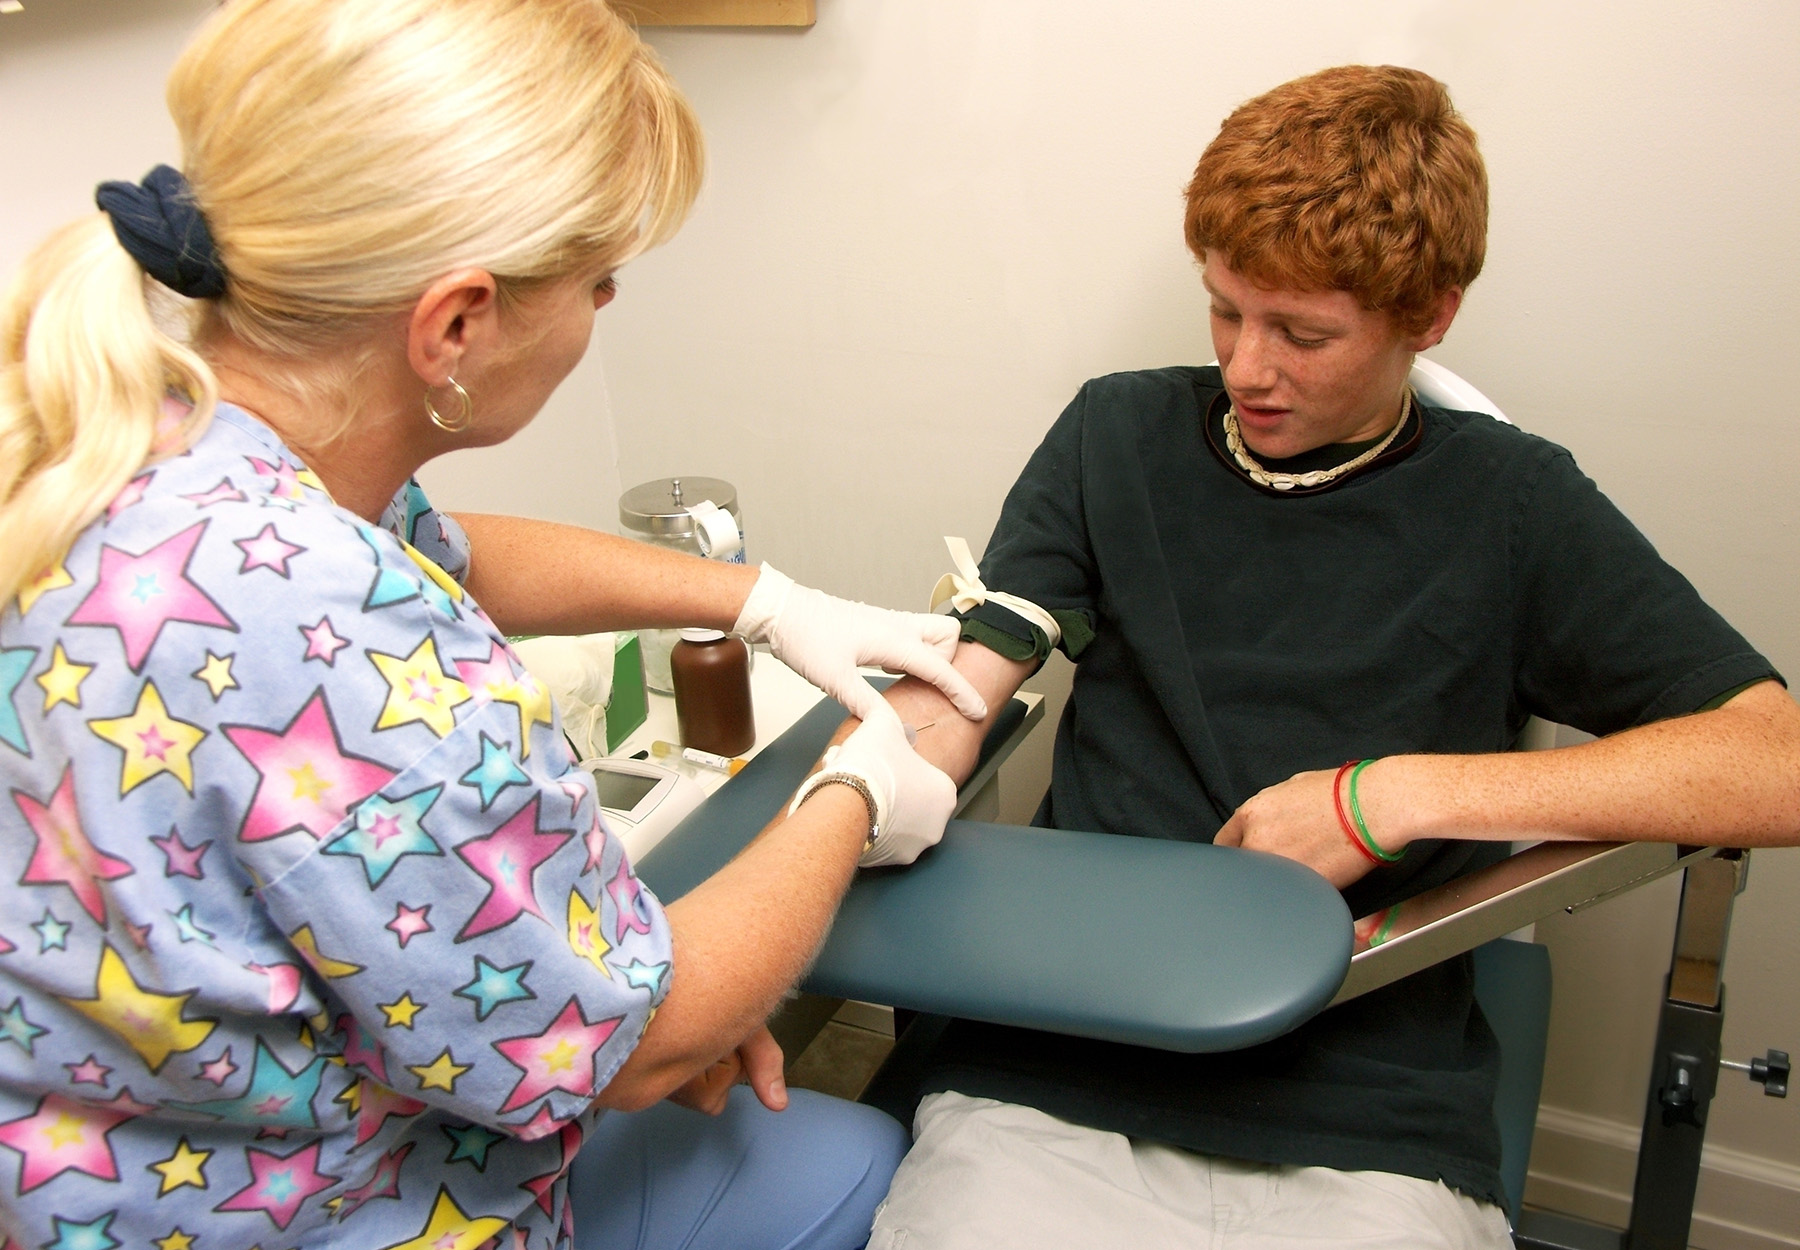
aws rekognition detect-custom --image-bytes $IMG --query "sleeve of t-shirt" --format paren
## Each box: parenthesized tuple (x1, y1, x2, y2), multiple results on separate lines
(960, 385, 1102, 661)
(1510, 448, 1781, 736)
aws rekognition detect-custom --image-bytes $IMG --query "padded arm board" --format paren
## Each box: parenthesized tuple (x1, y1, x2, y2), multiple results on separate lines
(634, 694, 1353, 1053)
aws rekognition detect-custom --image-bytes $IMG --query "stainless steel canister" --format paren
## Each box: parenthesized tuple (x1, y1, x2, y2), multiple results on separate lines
(619, 477, 744, 692)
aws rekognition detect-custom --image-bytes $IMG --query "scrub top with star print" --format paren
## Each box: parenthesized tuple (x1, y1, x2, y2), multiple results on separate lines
(0, 402, 673, 1250)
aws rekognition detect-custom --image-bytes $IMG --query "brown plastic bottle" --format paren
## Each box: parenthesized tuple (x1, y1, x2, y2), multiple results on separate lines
(670, 628, 755, 757)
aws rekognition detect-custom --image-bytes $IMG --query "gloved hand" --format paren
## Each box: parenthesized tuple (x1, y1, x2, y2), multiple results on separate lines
(733, 564, 988, 723)
(791, 704, 958, 868)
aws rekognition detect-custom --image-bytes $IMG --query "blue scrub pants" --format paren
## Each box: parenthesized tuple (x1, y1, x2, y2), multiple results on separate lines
(570, 1087, 909, 1250)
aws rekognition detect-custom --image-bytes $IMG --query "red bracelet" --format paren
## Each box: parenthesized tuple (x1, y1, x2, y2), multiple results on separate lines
(1333, 760, 1382, 866)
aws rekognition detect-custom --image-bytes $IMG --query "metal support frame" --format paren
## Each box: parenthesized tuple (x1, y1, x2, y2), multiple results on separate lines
(1338, 844, 1757, 1250)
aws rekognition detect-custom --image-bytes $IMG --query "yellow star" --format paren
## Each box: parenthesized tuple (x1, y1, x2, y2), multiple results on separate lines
(286, 761, 332, 802)
(192, 651, 237, 700)
(287, 925, 364, 979)
(566, 888, 612, 978)
(18, 562, 73, 616)
(62, 945, 216, 1073)
(37, 644, 94, 711)
(369, 637, 470, 738)
(379, 994, 424, 1029)
(154, 1231, 196, 1250)
(491, 672, 554, 758)
(408, 1049, 469, 1093)
(386, 1186, 508, 1250)
(43, 1109, 87, 1148)
(541, 1038, 580, 1074)
(149, 1137, 211, 1194)
(403, 543, 467, 605)
(88, 680, 206, 795)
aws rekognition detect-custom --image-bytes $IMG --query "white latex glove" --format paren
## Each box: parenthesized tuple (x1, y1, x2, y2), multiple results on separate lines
(790, 704, 958, 868)
(734, 564, 988, 723)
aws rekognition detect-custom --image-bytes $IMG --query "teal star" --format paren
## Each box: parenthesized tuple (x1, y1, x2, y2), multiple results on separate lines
(175, 1037, 327, 1128)
(453, 956, 534, 1021)
(0, 645, 35, 753)
(0, 997, 47, 1054)
(459, 734, 529, 810)
(321, 785, 443, 887)
(442, 1120, 506, 1170)
(168, 904, 217, 946)
(358, 528, 456, 619)
(32, 908, 71, 952)
(45, 1212, 118, 1250)
(621, 959, 670, 995)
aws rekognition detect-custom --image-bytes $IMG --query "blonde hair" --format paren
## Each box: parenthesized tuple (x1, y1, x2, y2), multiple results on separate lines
(0, 0, 702, 607)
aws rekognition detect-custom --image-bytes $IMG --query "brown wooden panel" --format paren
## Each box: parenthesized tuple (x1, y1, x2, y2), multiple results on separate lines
(613, 0, 815, 26)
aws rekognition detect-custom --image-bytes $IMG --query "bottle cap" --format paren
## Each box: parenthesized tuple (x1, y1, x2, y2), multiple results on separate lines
(677, 627, 727, 643)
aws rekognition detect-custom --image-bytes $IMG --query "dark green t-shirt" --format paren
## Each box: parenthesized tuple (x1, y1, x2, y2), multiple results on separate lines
(927, 366, 1779, 1205)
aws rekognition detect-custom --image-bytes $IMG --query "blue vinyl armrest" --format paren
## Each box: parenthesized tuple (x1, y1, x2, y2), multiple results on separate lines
(634, 695, 1353, 1053)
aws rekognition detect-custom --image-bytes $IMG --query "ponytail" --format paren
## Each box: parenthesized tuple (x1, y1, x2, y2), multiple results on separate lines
(0, 215, 216, 609)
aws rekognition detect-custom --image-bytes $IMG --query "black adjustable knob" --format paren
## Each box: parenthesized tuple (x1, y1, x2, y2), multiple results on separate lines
(1721, 1049, 1789, 1098)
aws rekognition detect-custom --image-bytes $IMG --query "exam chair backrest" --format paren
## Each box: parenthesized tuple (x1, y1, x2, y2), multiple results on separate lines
(1410, 357, 1508, 423)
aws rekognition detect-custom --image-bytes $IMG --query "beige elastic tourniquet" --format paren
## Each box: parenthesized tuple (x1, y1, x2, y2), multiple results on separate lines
(928, 537, 1061, 648)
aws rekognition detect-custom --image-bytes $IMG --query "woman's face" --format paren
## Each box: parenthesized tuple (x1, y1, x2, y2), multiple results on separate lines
(1204, 254, 1447, 460)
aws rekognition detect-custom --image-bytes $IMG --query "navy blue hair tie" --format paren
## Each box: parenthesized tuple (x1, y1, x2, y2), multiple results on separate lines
(95, 165, 228, 300)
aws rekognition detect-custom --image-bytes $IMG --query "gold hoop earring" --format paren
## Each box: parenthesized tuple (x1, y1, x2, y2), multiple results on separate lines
(424, 377, 473, 433)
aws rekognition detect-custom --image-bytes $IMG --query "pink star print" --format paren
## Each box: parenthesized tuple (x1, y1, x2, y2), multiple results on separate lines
(334, 1014, 391, 1085)
(453, 797, 572, 940)
(520, 1121, 582, 1211)
(183, 478, 247, 508)
(299, 617, 348, 665)
(105, 472, 153, 519)
(606, 858, 655, 943)
(215, 1139, 340, 1230)
(494, 997, 623, 1114)
(235, 523, 304, 576)
(0, 1091, 139, 1192)
(66, 521, 235, 672)
(350, 1079, 425, 1147)
(151, 826, 210, 879)
(198, 1049, 239, 1085)
(247, 963, 304, 1013)
(386, 902, 432, 948)
(64, 1056, 112, 1088)
(247, 456, 308, 504)
(14, 766, 135, 924)
(223, 690, 396, 842)
(334, 1141, 412, 1219)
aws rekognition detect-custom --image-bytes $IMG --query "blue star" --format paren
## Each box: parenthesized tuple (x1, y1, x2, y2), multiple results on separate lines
(621, 960, 670, 995)
(130, 572, 164, 604)
(45, 1213, 119, 1250)
(321, 785, 443, 887)
(0, 645, 34, 753)
(32, 909, 70, 952)
(0, 997, 47, 1054)
(169, 904, 217, 946)
(443, 1120, 506, 1170)
(453, 956, 534, 1021)
(459, 734, 530, 810)
(175, 1038, 327, 1128)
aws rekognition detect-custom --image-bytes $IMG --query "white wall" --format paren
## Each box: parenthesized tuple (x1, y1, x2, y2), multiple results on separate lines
(5, 2, 1796, 1243)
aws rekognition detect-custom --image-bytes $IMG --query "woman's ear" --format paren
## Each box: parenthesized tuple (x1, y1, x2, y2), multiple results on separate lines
(1409, 287, 1463, 353)
(407, 268, 500, 384)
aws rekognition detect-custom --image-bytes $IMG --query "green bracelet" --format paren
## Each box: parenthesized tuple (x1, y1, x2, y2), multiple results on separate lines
(1347, 758, 1405, 863)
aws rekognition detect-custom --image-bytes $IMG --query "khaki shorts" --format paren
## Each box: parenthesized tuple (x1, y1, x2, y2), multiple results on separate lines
(868, 1091, 1515, 1250)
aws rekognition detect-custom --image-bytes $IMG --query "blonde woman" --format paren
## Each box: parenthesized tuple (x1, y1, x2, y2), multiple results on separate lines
(0, 2, 985, 1247)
